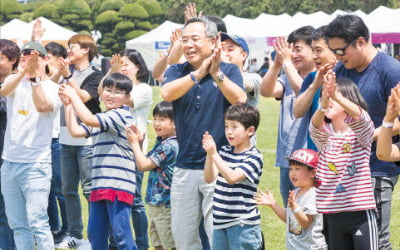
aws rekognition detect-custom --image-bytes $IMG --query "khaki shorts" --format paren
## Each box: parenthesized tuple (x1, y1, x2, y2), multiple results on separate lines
(148, 204, 176, 249)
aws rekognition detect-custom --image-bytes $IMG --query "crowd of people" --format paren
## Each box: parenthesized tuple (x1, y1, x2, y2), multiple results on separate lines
(1, 3, 400, 250)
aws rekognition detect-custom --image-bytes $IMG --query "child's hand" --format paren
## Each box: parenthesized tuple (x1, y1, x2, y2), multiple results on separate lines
(58, 90, 71, 105)
(202, 131, 217, 154)
(324, 70, 338, 100)
(384, 90, 397, 122)
(255, 188, 275, 207)
(126, 124, 140, 144)
(287, 190, 298, 211)
(391, 83, 400, 116)
(59, 83, 77, 99)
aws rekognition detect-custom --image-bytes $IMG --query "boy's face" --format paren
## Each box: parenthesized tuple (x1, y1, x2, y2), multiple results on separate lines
(67, 43, 88, 64)
(0, 53, 15, 78)
(225, 119, 254, 150)
(101, 86, 130, 111)
(221, 39, 247, 68)
(153, 115, 175, 139)
(289, 163, 315, 188)
(311, 39, 336, 69)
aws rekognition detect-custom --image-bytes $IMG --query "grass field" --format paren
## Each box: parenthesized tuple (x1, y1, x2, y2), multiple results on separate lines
(80, 86, 400, 249)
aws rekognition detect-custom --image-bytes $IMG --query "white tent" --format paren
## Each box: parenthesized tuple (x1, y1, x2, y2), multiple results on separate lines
(0, 17, 75, 46)
(125, 21, 183, 69)
(0, 19, 29, 45)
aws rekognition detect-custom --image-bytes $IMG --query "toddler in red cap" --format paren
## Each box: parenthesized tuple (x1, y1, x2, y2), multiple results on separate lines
(256, 149, 327, 250)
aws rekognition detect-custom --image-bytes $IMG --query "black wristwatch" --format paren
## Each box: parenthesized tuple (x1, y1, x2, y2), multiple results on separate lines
(29, 77, 41, 83)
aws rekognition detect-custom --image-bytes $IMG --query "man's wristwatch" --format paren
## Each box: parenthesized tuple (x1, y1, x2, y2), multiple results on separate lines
(29, 77, 41, 83)
(216, 71, 225, 83)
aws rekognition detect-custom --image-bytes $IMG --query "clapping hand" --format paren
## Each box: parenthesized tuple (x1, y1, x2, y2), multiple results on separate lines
(255, 189, 275, 207)
(202, 131, 217, 154)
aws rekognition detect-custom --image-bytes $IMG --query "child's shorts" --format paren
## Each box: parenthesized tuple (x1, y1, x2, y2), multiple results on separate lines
(148, 204, 175, 249)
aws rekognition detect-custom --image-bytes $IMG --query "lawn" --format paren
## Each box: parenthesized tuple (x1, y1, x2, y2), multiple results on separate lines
(79, 85, 400, 249)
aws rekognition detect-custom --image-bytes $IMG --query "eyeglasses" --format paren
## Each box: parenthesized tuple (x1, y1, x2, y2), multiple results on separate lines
(329, 39, 357, 56)
(103, 88, 126, 96)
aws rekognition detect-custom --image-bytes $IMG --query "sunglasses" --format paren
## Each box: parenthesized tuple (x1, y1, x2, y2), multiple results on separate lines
(329, 39, 357, 56)
(21, 49, 45, 57)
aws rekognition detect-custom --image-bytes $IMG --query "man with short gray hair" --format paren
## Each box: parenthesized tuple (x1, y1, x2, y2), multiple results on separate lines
(161, 17, 246, 249)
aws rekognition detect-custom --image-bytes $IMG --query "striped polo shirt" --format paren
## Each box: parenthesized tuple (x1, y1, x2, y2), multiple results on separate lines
(213, 145, 263, 229)
(310, 110, 376, 213)
(82, 106, 136, 205)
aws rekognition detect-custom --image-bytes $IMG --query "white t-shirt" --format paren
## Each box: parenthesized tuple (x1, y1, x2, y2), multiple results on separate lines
(286, 188, 327, 250)
(130, 83, 152, 151)
(2, 77, 62, 163)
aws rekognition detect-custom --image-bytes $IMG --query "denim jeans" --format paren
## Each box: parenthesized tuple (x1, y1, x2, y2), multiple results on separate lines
(372, 176, 398, 250)
(132, 170, 149, 250)
(213, 224, 262, 250)
(0, 160, 15, 250)
(1, 160, 53, 249)
(88, 200, 137, 250)
(48, 138, 68, 233)
(279, 167, 295, 207)
(110, 171, 149, 250)
(61, 144, 92, 239)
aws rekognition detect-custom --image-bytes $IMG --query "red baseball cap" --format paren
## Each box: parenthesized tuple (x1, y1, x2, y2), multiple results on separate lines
(286, 149, 319, 169)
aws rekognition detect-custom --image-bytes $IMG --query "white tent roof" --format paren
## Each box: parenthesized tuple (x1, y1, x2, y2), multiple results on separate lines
(0, 19, 29, 40)
(127, 21, 182, 44)
(28, 17, 76, 40)
(0, 17, 75, 42)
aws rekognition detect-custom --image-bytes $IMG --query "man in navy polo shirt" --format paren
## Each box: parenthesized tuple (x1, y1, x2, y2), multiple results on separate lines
(161, 17, 246, 250)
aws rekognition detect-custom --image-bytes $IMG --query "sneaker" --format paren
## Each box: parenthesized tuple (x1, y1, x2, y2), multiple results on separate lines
(53, 230, 68, 244)
(55, 236, 88, 249)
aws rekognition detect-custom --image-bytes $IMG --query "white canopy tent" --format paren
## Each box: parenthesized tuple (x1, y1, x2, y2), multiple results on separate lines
(125, 21, 183, 69)
(0, 17, 76, 47)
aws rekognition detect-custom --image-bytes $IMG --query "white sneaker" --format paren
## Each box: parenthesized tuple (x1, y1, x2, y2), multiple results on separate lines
(55, 236, 89, 249)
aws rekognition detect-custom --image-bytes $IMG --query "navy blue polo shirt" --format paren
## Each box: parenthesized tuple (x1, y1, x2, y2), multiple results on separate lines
(334, 52, 400, 177)
(163, 62, 243, 170)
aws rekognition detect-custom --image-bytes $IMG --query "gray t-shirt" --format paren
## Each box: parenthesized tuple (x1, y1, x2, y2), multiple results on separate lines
(275, 74, 309, 168)
(286, 188, 327, 250)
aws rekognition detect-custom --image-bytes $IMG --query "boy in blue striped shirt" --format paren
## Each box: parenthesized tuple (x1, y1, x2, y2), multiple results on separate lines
(59, 73, 137, 249)
(202, 103, 263, 250)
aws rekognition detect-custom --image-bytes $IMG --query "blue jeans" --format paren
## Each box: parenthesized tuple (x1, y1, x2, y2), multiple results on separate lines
(0, 160, 15, 250)
(279, 167, 294, 207)
(110, 171, 149, 250)
(88, 200, 137, 250)
(48, 138, 68, 233)
(212, 224, 262, 250)
(1, 160, 53, 249)
(372, 176, 398, 250)
(61, 144, 92, 239)
(132, 171, 149, 250)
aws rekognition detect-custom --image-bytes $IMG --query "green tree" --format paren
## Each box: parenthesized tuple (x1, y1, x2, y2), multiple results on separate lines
(33, 3, 59, 19)
(1, 0, 22, 24)
(56, 0, 92, 32)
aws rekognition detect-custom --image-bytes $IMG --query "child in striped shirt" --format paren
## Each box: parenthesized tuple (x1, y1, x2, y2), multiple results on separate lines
(202, 103, 263, 250)
(59, 73, 137, 249)
(309, 72, 377, 250)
